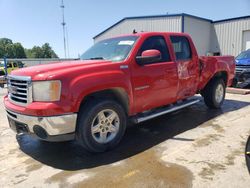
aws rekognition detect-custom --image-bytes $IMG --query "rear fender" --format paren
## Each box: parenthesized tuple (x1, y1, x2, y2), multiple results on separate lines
(199, 56, 234, 90)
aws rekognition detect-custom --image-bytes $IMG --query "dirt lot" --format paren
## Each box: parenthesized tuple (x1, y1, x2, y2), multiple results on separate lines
(0, 88, 249, 188)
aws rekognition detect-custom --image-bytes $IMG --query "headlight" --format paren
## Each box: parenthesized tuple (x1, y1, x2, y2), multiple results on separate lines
(33, 80, 61, 102)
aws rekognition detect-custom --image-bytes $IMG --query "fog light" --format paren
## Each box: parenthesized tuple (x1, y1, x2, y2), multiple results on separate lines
(33, 125, 48, 139)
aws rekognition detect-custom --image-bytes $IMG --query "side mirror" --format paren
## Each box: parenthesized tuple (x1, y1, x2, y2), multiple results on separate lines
(136, 49, 162, 65)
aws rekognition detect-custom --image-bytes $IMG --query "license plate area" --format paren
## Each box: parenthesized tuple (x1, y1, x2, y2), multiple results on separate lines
(8, 117, 29, 134)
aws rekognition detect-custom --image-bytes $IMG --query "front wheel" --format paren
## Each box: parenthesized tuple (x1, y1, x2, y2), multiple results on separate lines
(76, 99, 127, 153)
(203, 78, 226, 109)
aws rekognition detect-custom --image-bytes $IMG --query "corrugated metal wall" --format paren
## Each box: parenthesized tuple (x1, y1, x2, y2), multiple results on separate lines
(184, 17, 212, 55)
(213, 18, 250, 56)
(94, 15, 250, 57)
(94, 16, 182, 42)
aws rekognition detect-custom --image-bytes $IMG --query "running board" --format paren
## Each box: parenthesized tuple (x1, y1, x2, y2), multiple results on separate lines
(134, 98, 200, 123)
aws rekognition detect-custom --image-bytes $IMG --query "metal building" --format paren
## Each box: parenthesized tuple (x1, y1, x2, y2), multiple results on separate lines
(93, 13, 250, 56)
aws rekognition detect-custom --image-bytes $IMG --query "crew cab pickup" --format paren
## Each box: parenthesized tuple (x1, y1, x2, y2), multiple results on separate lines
(4, 32, 235, 152)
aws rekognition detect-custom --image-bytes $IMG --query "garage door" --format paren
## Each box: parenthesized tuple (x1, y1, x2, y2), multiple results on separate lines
(243, 30, 250, 50)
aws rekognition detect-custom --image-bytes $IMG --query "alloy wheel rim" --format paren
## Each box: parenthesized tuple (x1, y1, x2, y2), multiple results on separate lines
(215, 84, 224, 103)
(91, 109, 120, 144)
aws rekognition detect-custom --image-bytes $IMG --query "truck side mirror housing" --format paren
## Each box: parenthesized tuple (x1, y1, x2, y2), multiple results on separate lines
(136, 49, 162, 65)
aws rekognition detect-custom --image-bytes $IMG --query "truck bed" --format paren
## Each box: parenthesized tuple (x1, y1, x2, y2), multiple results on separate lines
(199, 55, 235, 89)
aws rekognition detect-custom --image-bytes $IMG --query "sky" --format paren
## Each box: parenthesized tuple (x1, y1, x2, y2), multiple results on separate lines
(0, 0, 249, 58)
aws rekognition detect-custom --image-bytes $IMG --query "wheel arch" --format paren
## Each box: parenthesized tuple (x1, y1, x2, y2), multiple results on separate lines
(213, 71, 228, 85)
(205, 71, 228, 89)
(79, 88, 130, 115)
(201, 71, 228, 96)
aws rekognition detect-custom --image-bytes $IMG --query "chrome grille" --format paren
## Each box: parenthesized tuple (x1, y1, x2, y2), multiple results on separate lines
(236, 65, 250, 73)
(7, 75, 32, 106)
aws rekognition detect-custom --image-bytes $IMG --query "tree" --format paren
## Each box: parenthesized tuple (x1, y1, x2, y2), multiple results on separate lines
(0, 38, 26, 58)
(0, 38, 58, 58)
(41, 43, 58, 58)
(0, 38, 12, 46)
(26, 46, 43, 58)
(12, 43, 26, 58)
(25, 43, 58, 58)
(0, 38, 13, 58)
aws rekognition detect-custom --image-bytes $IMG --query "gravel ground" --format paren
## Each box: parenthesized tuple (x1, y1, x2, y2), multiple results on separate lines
(0, 88, 249, 188)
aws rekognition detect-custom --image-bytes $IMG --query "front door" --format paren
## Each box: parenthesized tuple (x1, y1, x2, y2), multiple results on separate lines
(131, 35, 178, 113)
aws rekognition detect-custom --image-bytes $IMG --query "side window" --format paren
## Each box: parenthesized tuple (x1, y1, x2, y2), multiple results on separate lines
(7, 62, 12, 68)
(138, 36, 171, 62)
(13, 62, 17, 67)
(170, 36, 192, 61)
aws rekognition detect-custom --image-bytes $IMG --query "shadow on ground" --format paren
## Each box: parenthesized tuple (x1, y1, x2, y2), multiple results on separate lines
(17, 97, 250, 170)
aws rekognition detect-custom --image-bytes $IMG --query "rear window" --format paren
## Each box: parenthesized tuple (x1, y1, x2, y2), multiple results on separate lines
(170, 36, 192, 61)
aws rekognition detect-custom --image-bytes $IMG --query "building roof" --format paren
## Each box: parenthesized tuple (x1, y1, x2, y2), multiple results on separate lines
(93, 13, 250, 39)
(213, 15, 250, 23)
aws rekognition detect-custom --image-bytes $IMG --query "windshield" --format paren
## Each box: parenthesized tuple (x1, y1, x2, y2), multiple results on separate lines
(236, 50, 250, 60)
(0, 62, 4, 67)
(81, 36, 138, 62)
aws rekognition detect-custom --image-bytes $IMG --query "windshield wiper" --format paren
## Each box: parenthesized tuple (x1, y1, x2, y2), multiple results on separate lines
(89, 57, 105, 60)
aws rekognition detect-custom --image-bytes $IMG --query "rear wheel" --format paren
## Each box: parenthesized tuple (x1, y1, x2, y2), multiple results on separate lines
(203, 78, 226, 109)
(76, 99, 127, 153)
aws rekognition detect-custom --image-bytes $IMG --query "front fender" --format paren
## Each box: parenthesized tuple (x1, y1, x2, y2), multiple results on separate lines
(69, 70, 134, 114)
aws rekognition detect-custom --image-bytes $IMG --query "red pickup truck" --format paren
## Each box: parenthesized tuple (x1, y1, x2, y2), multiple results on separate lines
(4, 32, 235, 152)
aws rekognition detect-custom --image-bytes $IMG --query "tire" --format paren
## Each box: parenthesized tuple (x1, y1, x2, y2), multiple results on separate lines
(246, 136, 250, 174)
(203, 78, 226, 109)
(231, 78, 238, 88)
(76, 99, 127, 153)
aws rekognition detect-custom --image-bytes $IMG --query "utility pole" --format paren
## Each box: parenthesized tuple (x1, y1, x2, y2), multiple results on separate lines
(60, 0, 67, 58)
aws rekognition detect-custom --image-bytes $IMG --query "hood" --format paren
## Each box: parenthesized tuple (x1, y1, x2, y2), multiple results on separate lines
(236, 58, 250, 66)
(10, 60, 114, 80)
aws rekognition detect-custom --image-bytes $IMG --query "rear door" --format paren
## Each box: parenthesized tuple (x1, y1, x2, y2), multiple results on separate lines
(131, 35, 178, 113)
(170, 35, 199, 100)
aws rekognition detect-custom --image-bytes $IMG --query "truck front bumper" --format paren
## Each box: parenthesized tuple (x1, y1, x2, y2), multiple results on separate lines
(6, 109, 77, 142)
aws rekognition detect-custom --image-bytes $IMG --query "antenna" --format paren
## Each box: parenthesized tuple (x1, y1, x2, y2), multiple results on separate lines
(60, 0, 67, 58)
